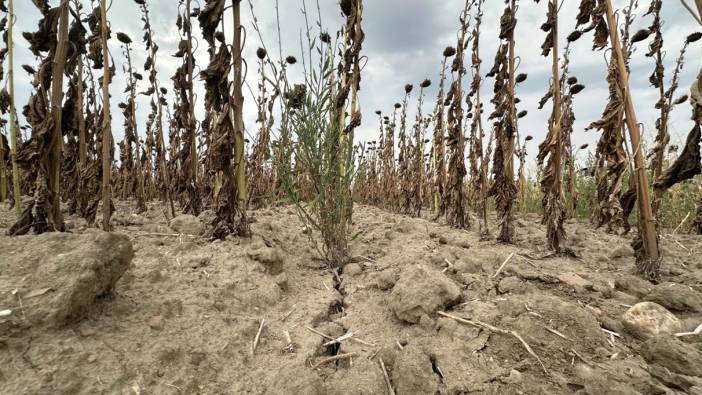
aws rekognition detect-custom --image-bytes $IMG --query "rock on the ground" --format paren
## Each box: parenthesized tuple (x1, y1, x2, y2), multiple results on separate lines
(391, 346, 439, 395)
(644, 282, 702, 313)
(268, 367, 325, 395)
(389, 265, 461, 324)
(197, 209, 216, 225)
(557, 272, 594, 290)
(621, 302, 681, 340)
(643, 336, 702, 377)
(169, 214, 205, 235)
(111, 212, 146, 226)
(247, 245, 285, 275)
(615, 275, 653, 298)
(0, 232, 133, 329)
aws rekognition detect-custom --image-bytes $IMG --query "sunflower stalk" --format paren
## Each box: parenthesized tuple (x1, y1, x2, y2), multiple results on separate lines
(536, 0, 566, 252)
(444, 0, 473, 229)
(99, 0, 113, 231)
(602, 0, 661, 280)
(8, 0, 21, 216)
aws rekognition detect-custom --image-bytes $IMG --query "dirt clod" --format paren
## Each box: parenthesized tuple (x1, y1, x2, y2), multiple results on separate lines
(169, 214, 205, 235)
(0, 232, 134, 329)
(391, 346, 439, 395)
(643, 335, 702, 377)
(644, 282, 702, 313)
(389, 265, 461, 323)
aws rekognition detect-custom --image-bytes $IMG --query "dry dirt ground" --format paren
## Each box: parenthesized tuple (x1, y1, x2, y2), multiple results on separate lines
(1, 201, 702, 394)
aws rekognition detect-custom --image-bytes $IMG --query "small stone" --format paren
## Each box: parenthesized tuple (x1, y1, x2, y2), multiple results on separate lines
(419, 314, 434, 331)
(79, 327, 97, 337)
(344, 263, 363, 276)
(615, 275, 653, 298)
(621, 302, 681, 340)
(506, 369, 522, 384)
(273, 273, 289, 291)
(187, 256, 210, 269)
(247, 245, 285, 275)
(609, 246, 634, 259)
(148, 315, 164, 331)
(497, 277, 531, 295)
(375, 271, 398, 291)
(169, 214, 205, 236)
(453, 258, 482, 274)
(557, 272, 594, 290)
(87, 354, 97, 363)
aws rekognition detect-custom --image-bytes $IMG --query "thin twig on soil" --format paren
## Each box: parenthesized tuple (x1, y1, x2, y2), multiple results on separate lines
(252, 319, 265, 355)
(570, 348, 590, 366)
(442, 258, 453, 273)
(492, 252, 516, 278)
(132, 232, 199, 238)
(600, 328, 621, 338)
(306, 326, 335, 340)
(280, 305, 296, 321)
(543, 326, 571, 341)
(379, 358, 396, 395)
(323, 332, 355, 346)
(675, 322, 702, 337)
(310, 352, 358, 369)
(438, 311, 548, 375)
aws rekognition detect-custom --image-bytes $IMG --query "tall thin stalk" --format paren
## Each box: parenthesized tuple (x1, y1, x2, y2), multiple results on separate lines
(8, 0, 20, 216)
(537, 0, 565, 252)
(489, 0, 519, 242)
(444, 0, 472, 229)
(603, 0, 660, 279)
(48, 0, 70, 230)
(432, 47, 453, 217)
(100, 0, 113, 231)
(232, 0, 248, 230)
(468, 0, 488, 236)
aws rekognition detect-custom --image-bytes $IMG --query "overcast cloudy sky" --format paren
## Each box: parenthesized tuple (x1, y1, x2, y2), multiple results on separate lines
(8, 0, 702, 173)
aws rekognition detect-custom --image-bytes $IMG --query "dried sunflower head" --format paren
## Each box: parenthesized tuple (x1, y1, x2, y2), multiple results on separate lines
(404, 84, 413, 94)
(117, 32, 132, 45)
(420, 79, 431, 88)
(673, 95, 688, 105)
(340, 0, 354, 16)
(687, 32, 702, 43)
(320, 32, 331, 44)
(567, 77, 578, 85)
(631, 29, 651, 44)
(515, 73, 527, 83)
(570, 84, 585, 95)
(286, 56, 297, 65)
(443, 46, 456, 57)
(256, 47, 267, 60)
(567, 31, 582, 42)
(394, 103, 402, 109)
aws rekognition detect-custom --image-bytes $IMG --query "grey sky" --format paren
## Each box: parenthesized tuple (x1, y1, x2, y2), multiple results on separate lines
(7, 0, 702, 174)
